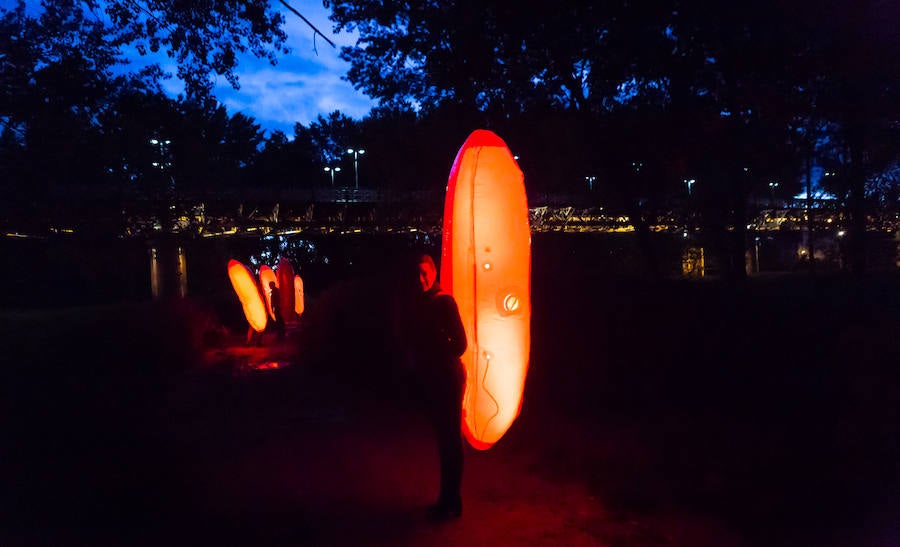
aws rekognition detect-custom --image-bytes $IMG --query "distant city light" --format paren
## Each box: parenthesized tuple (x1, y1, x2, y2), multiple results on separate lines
(794, 190, 837, 200)
(684, 178, 696, 195)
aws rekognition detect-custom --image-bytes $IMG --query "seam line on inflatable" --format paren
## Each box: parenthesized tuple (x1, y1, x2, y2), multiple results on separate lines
(477, 147, 503, 439)
(471, 144, 502, 440)
(469, 145, 481, 438)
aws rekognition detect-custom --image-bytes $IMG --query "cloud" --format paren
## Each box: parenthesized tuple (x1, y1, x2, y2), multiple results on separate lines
(214, 0, 376, 135)
(214, 62, 373, 135)
(108, 0, 376, 135)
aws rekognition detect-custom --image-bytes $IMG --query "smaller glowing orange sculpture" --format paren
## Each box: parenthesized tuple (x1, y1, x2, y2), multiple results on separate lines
(259, 265, 278, 320)
(276, 257, 296, 323)
(442, 129, 531, 450)
(227, 259, 268, 332)
(294, 275, 305, 317)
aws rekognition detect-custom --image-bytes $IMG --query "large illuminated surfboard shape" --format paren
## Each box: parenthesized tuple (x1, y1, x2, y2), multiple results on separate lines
(275, 257, 296, 323)
(441, 129, 531, 450)
(259, 265, 278, 320)
(227, 259, 268, 333)
(294, 275, 305, 317)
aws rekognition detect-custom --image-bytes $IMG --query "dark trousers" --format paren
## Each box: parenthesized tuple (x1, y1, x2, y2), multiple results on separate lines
(270, 317, 285, 339)
(425, 365, 465, 507)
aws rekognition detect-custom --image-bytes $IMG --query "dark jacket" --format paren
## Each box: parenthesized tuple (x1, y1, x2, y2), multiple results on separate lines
(409, 284, 467, 386)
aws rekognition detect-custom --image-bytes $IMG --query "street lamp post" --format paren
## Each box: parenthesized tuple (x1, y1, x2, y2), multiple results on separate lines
(346, 148, 365, 190)
(768, 181, 779, 204)
(585, 175, 596, 192)
(324, 166, 341, 187)
(150, 137, 173, 190)
(149, 136, 175, 234)
(682, 178, 696, 239)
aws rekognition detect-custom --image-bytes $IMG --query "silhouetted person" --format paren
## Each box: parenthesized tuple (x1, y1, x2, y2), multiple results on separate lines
(407, 253, 467, 519)
(268, 281, 285, 340)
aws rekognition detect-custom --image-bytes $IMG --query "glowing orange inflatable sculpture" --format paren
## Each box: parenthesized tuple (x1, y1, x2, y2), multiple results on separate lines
(276, 257, 296, 323)
(259, 265, 278, 320)
(227, 259, 268, 332)
(441, 129, 531, 450)
(294, 275, 305, 317)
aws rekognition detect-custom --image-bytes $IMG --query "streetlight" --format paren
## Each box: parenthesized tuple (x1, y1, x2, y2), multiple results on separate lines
(149, 138, 172, 168)
(585, 175, 596, 191)
(684, 178, 696, 195)
(768, 181, 779, 203)
(346, 148, 365, 190)
(150, 137, 173, 190)
(324, 165, 341, 187)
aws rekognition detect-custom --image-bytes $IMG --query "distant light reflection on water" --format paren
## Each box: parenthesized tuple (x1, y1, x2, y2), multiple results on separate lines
(150, 245, 188, 299)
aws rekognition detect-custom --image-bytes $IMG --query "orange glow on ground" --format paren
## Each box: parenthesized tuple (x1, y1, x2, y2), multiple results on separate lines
(249, 361, 281, 370)
(441, 129, 531, 450)
(227, 259, 268, 332)
(259, 265, 278, 320)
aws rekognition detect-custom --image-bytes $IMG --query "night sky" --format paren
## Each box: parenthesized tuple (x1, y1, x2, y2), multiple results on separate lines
(8, 0, 376, 135)
(206, 0, 375, 135)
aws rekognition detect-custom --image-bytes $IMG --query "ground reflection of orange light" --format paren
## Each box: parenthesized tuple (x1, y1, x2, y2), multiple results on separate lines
(442, 129, 531, 450)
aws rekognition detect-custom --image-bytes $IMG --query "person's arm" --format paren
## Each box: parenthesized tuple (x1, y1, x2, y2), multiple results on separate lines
(438, 295, 467, 358)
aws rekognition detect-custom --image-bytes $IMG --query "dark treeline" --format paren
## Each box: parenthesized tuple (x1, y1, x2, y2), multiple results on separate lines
(1, 1, 899, 276)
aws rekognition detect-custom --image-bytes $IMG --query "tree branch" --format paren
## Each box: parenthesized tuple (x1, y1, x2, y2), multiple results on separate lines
(123, 0, 175, 34)
(278, 0, 336, 50)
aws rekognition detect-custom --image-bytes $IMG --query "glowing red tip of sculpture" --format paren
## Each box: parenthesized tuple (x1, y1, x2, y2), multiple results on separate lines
(461, 129, 509, 149)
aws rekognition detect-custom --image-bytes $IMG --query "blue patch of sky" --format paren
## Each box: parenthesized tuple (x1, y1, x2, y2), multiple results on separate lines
(615, 77, 639, 102)
(3, 0, 376, 137)
(615, 77, 666, 103)
(208, 1, 375, 136)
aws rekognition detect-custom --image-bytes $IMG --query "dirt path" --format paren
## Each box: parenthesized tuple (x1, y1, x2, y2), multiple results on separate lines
(4, 290, 898, 547)
(157, 342, 750, 547)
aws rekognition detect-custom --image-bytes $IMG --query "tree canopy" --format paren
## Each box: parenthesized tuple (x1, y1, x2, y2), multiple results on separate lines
(1, 0, 899, 276)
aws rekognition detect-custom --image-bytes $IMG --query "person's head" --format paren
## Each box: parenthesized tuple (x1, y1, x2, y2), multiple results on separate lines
(269, 281, 276, 290)
(417, 254, 437, 292)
